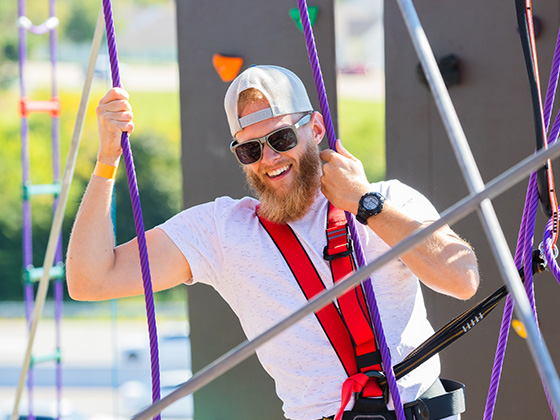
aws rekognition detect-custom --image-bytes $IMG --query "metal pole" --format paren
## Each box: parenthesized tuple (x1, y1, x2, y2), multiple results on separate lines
(395, 0, 560, 414)
(130, 140, 560, 420)
(10, 9, 105, 420)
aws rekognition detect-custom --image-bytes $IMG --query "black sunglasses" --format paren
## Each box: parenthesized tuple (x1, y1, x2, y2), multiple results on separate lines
(230, 113, 313, 165)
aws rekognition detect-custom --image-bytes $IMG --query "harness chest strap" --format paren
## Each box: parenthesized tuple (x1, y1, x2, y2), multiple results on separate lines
(257, 204, 384, 414)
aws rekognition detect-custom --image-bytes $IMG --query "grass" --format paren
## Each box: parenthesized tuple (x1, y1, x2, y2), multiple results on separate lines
(338, 99, 386, 182)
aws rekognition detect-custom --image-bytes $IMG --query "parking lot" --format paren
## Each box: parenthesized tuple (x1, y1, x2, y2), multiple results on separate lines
(1, 307, 192, 420)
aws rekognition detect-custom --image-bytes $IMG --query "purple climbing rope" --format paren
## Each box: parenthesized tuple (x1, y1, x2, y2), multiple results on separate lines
(544, 218, 560, 279)
(296, 1, 406, 417)
(101, 1, 161, 417)
(484, 138, 560, 420)
(18, 0, 65, 417)
(47, 0, 65, 411)
(484, 3, 560, 418)
(484, 19, 560, 416)
(543, 26, 560, 132)
(544, 26, 560, 147)
(483, 171, 540, 419)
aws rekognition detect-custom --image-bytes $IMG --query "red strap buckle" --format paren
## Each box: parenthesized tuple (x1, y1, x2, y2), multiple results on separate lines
(323, 226, 353, 261)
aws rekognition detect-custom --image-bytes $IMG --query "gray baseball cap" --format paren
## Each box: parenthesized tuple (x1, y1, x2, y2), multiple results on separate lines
(224, 65, 314, 137)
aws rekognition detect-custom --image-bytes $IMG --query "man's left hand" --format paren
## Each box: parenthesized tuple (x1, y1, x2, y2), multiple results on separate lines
(320, 139, 370, 214)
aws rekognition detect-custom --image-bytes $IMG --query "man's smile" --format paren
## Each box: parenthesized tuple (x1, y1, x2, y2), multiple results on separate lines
(266, 164, 292, 179)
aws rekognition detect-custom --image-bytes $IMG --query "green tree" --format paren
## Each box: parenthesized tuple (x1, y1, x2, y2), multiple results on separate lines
(114, 131, 182, 244)
(61, 1, 98, 44)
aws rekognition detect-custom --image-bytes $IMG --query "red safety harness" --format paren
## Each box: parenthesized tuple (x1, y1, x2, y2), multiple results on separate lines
(258, 203, 386, 419)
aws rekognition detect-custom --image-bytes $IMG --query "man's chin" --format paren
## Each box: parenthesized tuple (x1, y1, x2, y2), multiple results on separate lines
(261, 180, 293, 197)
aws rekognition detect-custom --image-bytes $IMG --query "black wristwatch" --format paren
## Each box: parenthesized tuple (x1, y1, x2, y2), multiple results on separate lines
(356, 192, 385, 225)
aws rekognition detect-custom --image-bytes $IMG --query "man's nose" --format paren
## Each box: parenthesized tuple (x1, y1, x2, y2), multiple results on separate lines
(261, 143, 281, 163)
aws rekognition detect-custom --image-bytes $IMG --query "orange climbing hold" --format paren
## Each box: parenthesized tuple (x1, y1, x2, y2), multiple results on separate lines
(213, 54, 244, 82)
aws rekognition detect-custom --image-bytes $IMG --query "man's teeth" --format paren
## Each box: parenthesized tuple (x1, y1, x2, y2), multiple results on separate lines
(268, 165, 290, 177)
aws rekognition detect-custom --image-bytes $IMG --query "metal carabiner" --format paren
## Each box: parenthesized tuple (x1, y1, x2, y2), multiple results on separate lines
(538, 242, 559, 269)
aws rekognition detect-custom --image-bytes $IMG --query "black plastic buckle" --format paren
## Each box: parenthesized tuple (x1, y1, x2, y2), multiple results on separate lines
(405, 399, 430, 420)
(323, 234, 354, 262)
(357, 370, 389, 405)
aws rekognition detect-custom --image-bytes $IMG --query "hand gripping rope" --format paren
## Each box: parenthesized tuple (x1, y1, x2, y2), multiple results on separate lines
(296, 1, 406, 418)
(101, 0, 162, 417)
(483, 1, 560, 419)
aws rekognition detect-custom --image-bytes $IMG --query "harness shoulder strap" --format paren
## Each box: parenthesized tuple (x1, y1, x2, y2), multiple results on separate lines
(257, 203, 383, 398)
(325, 205, 382, 373)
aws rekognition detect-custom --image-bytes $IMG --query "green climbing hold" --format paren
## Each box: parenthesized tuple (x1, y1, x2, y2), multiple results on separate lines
(289, 6, 318, 32)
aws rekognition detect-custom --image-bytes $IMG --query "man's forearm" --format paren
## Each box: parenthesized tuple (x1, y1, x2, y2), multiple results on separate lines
(367, 201, 479, 300)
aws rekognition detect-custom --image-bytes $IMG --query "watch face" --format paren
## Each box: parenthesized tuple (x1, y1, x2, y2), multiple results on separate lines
(363, 194, 380, 210)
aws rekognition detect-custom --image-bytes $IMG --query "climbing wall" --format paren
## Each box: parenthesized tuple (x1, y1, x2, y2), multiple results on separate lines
(175, 1, 337, 418)
(385, 1, 560, 418)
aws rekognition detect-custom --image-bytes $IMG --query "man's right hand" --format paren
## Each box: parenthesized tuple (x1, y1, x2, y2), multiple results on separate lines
(96, 87, 134, 166)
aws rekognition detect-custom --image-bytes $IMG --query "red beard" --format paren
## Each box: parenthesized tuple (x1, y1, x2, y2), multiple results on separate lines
(245, 142, 321, 224)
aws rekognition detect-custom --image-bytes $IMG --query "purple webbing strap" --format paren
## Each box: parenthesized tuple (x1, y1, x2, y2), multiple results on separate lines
(101, 1, 161, 417)
(296, 1, 405, 417)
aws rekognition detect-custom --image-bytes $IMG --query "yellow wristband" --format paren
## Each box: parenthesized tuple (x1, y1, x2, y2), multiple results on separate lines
(94, 161, 118, 180)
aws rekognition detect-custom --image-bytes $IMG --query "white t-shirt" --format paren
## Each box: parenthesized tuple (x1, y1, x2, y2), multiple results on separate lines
(159, 180, 445, 420)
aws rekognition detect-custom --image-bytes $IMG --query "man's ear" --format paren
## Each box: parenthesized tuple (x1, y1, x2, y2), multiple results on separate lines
(311, 112, 326, 145)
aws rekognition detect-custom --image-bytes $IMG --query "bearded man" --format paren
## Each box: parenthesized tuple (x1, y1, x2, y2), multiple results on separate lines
(67, 65, 479, 420)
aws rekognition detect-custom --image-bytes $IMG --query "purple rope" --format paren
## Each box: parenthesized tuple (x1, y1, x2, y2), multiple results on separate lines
(48, 0, 64, 415)
(483, 295, 514, 420)
(549, 111, 560, 146)
(18, 0, 34, 412)
(484, 171, 559, 420)
(49, 0, 57, 97)
(101, 1, 161, 416)
(18, 0, 26, 97)
(296, 1, 405, 417)
(522, 203, 559, 420)
(24, 283, 34, 420)
(483, 172, 538, 419)
(539, 216, 560, 420)
(485, 11, 560, 418)
(544, 218, 560, 281)
(55, 279, 63, 418)
(543, 25, 560, 132)
(18, 0, 32, 271)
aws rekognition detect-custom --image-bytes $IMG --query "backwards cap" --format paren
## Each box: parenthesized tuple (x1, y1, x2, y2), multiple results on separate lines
(224, 65, 314, 137)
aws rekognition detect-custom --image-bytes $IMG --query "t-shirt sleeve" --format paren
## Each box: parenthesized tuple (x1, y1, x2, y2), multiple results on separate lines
(375, 180, 440, 222)
(157, 200, 224, 286)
